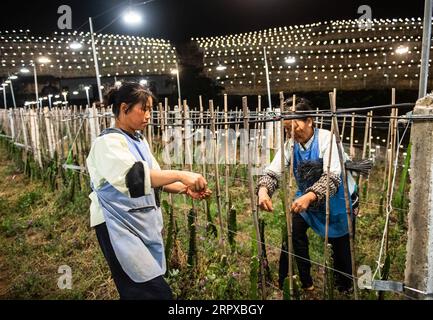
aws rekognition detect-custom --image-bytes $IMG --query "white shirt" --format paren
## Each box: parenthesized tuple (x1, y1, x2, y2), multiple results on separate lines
(264, 128, 356, 193)
(86, 132, 160, 227)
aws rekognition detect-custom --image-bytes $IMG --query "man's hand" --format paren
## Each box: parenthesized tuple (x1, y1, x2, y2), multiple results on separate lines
(258, 187, 273, 212)
(187, 187, 212, 200)
(291, 192, 317, 214)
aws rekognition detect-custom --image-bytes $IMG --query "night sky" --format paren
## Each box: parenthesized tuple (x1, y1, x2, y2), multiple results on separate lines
(0, 0, 426, 43)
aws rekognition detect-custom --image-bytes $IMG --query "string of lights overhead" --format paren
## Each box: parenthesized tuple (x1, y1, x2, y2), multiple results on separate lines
(193, 17, 429, 93)
(0, 29, 178, 79)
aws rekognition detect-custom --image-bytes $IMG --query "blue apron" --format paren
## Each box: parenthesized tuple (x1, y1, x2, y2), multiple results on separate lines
(293, 128, 352, 238)
(91, 128, 166, 282)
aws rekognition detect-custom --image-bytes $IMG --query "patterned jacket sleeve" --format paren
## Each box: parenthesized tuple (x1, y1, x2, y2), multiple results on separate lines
(305, 172, 341, 203)
(255, 171, 280, 197)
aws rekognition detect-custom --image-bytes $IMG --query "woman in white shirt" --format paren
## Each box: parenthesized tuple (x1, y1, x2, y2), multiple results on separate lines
(256, 97, 358, 293)
(87, 82, 211, 299)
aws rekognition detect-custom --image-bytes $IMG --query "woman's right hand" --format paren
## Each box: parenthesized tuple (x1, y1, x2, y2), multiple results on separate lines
(186, 187, 212, 200)
(180, 172, 208, 192)
(258, 188, 273, 212)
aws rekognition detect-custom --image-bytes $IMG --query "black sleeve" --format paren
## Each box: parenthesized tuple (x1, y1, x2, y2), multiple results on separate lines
(125, 161, 145, 198)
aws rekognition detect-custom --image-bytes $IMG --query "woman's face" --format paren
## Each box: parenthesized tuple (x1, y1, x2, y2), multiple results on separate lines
(283, 118, 314, 143)
(121, 97, 153, 131)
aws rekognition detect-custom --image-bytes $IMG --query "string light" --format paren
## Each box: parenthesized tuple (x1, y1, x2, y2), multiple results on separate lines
(0, 30, 178, 78)
(69, 41, 83, 50)
(0, 18, 424, 91)
(193, 17, 423, 90)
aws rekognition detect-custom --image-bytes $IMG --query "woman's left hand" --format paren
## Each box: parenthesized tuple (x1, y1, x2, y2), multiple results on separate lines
(186, 187, 212, 200)
(291, 192, 317, 214)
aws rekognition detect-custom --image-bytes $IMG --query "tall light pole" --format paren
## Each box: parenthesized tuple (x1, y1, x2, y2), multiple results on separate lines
(69, 4, 148, 105)
(89, 17, 103, 104)
(84, 86, 91, 107)
(263, 47, 272, 110)
(24, 57, 50, 109)
(62, 91, 68, 107)
(1, 84, 7, 108)
(419, 0, 433, 98)
(33, 64, 39, 106)
(8, 75, 18, 109)
(171, 63, 181, 105)
(6, 80, 16, 109)
(19, 66, 34, 107)
(48, 94, 53, 109)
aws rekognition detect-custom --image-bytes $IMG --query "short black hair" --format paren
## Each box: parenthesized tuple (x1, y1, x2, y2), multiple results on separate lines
(283, 97, 314, 112)
(283, 97, 315, 121)
(104, 81, 155, 118)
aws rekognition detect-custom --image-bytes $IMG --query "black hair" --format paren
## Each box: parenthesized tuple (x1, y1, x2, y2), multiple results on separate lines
(283, 97, 314, 111)
(104, 81, 155, 118)
(283, 97, 314, 121)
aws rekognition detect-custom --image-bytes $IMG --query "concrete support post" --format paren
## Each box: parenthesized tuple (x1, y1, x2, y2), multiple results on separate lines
(405, 97, 433, 299)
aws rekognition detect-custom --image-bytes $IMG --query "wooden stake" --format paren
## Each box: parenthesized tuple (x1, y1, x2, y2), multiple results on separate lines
(341, 116, 347, 141)
(88, 105, 97, 144)
(256, 95, 263, 166)
(384, 89, 397, 258)
(280, 92, 295, 299)
(224, 94, 231, 216)
(234, 107, 240, 164)
(162, 99, 175, 219)
(19, 108, 28, 151)
(199, 95, 207, 230)
(209, 100, 226, 250)
(184, 100, 198, 267)
(29, 108, 42, 168)
(101, 106, 107, 131)
(381, 100, 394, 197)
(368, 111, 373, 159)
(183, 100, 193, 167)
(148, 102, 153, 153)
(242, 96, 266, 300)
(43, 107, 55, 159)
(199, 96, 206, 178)
(320, 112, 324, 129)
(350, 113, 355, 159)
(54, 107, 62, 160)
(365, 111, 373, 202)
(323, 92, 336, 298)
(37, 108, 48, 164)
(357, 110, 371, 206)
(329, 89, 358, 300)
